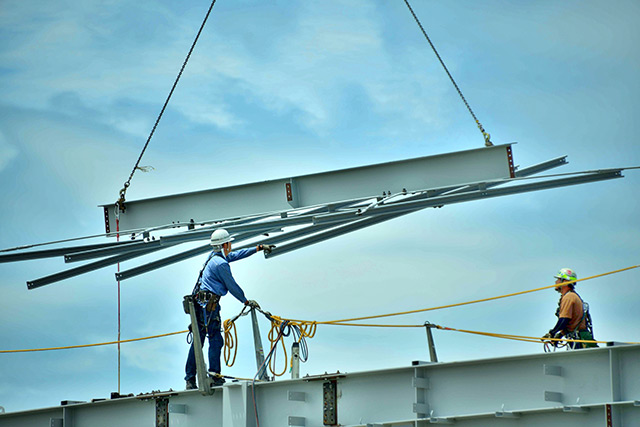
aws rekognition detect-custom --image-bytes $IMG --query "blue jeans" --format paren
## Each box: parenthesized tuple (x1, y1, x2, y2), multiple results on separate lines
(185, 304, 223, 381)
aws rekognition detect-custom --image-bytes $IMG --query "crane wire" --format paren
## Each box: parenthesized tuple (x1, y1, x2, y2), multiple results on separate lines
(116, 0, 219, 212)
(403, 0, 492, 147)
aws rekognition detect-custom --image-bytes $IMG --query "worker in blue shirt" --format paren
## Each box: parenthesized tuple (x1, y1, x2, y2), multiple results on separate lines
(185, 228, 273, 390)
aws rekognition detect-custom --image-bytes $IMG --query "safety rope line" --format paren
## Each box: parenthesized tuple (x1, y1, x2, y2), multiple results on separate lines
(116, 0, 218, 212)
(3, 264, 638, 359)
(296, 264, 640, 325)
(0, 331, 187, 354)
(403, 0, 492, 147)
(431, 325, 640, 345)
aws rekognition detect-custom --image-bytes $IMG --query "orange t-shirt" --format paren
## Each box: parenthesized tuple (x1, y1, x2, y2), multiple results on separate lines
(558, 291, 586, 332)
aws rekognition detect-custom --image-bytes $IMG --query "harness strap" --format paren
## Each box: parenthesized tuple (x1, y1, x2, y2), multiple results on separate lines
(191, 251, 219, 295)
(568, 290, 589, 334)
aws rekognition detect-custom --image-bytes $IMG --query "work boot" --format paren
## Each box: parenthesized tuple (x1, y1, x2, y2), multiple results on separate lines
(208, 371, 226, 387)
(186, 378, 197, 390)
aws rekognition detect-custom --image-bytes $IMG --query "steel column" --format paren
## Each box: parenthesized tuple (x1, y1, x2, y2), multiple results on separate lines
(250, 309, 268, 381)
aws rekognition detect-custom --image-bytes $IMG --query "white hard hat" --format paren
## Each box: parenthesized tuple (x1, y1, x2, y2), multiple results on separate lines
(210, 229, 234, 246)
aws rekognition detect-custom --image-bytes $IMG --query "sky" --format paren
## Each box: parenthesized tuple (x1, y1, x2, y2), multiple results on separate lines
(1, 0, 639, 414)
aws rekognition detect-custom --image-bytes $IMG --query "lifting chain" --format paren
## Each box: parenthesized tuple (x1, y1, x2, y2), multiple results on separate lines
(403, 0, 493, 147)
(116, 0, 218, 212)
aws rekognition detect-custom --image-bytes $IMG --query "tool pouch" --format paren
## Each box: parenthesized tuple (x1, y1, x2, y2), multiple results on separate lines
(206, 293, 220, 312)
(182, 295, 192, 314)
(196, 290, 220, 312)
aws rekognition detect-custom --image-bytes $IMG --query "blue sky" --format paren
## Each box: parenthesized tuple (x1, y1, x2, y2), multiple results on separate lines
(1, 0, 639, 413)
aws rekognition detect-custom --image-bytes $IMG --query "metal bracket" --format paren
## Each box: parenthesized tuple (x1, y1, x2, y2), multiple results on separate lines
(544, 364, 562, 376)
(169, 403, 187, 414)
(288, 391, 306, 402)
(413, 377, 430, 389)
(288, 416, 306, 426)
(429, 416, 455, 424)
(495, 410, 520, 418)
(323, 380, 338, 426)
(155, 397, 169, 427)
(563, 406, 590, 414)
(544, 391, 563, 403)
(414, 403, 429, 414)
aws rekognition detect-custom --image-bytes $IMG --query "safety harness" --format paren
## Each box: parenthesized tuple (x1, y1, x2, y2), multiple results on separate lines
(554, 290, 598, 349)
(186, 252, 223, 343)
(191, 252, 222, 312)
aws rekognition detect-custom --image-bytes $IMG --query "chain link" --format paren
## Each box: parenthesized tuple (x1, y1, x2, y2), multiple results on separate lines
(117, 0, 219, 212)
(403, 0, 492, 147)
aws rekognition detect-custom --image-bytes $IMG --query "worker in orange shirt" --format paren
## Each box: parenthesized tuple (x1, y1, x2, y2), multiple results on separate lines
(543, 268, 598, 349)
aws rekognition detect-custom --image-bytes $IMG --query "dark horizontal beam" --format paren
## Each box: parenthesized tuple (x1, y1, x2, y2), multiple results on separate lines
(26, 243, 176, 290)
(313, 170, 623, 225)
(265, 211, 411, 258)
(0, 240, 141, 263)
(115, 217, 360, 281)
(64, 239, 163, 263)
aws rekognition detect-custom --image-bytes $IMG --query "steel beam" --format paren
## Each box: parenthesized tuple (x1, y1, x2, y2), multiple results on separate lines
(1, 345, 639, 426)
(101, 145, 515, 232)
(265, 211, 411, 258)
(312, 170, 623, 225)
(115, 244, 212, 282)
(158, 213, 315, 246)
(116, 217, 362, 281)
(26, 243, 173, 290)
(265, 170, 622, 257)
(514, 156, 568, 177)
(440, 155, 568, 197)
(64, 240, 163, 263)
(0, 240, 141, 263)
(115, 230, 265, 281)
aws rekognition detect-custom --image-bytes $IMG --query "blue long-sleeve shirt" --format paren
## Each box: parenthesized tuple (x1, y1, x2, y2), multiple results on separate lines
(198, 247, 257, 304)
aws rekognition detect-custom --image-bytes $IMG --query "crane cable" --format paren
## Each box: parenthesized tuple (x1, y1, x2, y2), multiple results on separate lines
(403, 0, 492, 147)
(116, 0, 219, 212)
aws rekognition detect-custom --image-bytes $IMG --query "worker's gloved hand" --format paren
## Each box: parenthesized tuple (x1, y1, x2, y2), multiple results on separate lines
(245, 300, 260, 309)
(541, 332, 552, 340)
(259, 244, 276, 254)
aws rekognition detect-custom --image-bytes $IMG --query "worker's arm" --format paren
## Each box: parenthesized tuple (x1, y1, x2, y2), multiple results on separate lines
(549, 317, 570, 336)
(218, 263, 247, 304)
(226, 247, 257, 262)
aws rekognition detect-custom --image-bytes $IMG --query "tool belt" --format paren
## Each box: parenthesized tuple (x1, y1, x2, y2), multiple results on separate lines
(196, 290, 221, 312)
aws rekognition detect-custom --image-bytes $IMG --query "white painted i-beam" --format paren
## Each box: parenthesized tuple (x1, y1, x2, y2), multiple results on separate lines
(100, 145, 515, 233)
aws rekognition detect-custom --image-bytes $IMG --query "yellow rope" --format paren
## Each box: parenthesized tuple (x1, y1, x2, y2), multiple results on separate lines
(267, 320, 289, 377)
(3, 264, 637, 359)
(222, 318, 239, 367)
(434, 324, 640, 345)
(0, 330, 188, 353)
(285, 264, 640, 325)
(261, 316, 318, 377)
